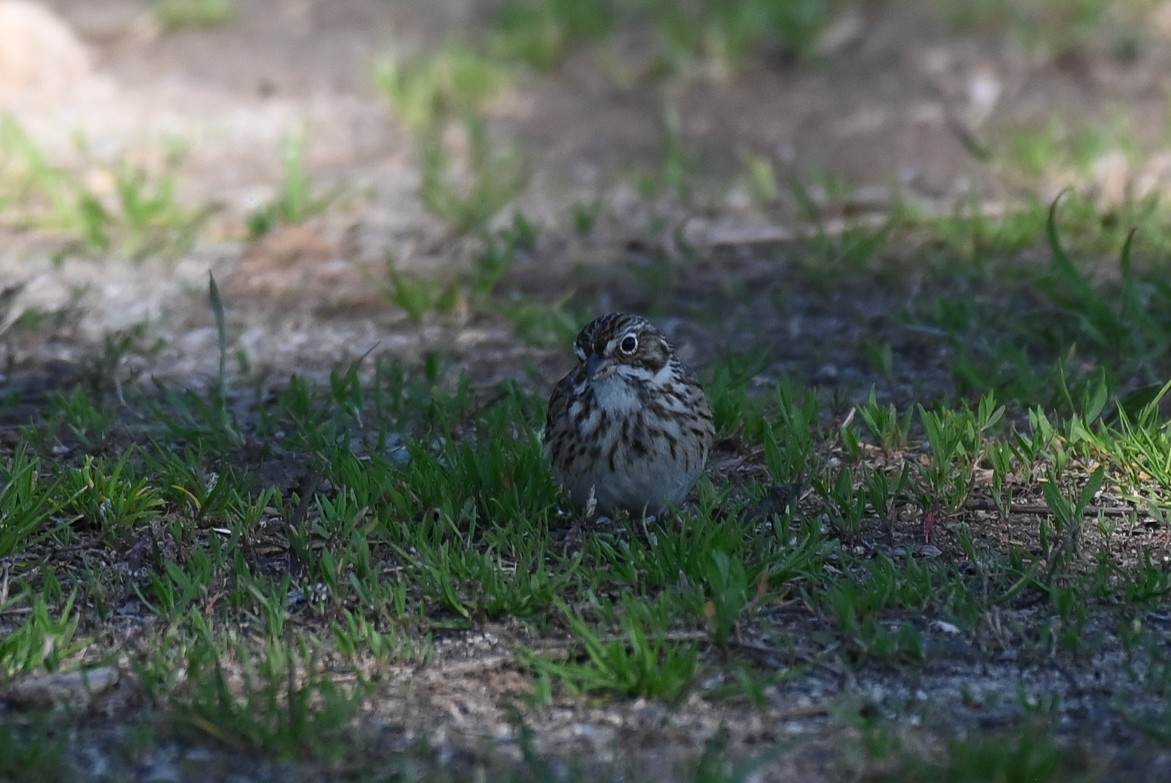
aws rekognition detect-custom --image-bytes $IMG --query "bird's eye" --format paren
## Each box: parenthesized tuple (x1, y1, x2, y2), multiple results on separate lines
(619, 334, 638, 354)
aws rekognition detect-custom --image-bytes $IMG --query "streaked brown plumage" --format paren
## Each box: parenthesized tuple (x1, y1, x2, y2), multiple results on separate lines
(545, 313, 714, 515)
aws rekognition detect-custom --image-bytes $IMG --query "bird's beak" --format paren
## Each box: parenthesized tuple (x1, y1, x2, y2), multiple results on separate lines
(586, 354, 614, 380)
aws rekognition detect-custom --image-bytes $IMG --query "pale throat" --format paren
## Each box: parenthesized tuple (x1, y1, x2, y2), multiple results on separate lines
(589, 374, 644, 415)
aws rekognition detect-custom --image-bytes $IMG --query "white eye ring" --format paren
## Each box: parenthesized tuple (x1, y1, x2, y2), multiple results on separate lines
(619, 334, 638, 354)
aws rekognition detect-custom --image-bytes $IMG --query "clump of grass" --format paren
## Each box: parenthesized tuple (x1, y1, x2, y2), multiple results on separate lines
(891, 729, 1093, 783)
(0, 717, 71, 781)
(0, 590, 81, 677)
(0, 447, 74, 557)
(375, 46, 508, 137)
(489, 0, 616, 71)
(904, 193, 1171, 405)
(247, 132, 337, 237)
(522, 595, 700, 700)
(376, 41, 529, 237)
(419, 116, 529, 234)
(942, 0, 1142, 60)
(0, 118, 210, 258)
(647, 0, 845, 75)
(140, 631, 367, 759)
(151, 0, 233, 31)
(382, 256, 460, 322)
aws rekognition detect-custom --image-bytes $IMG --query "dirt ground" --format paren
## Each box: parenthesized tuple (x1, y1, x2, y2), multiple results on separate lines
(4, 0, 1171, 780)
(6, 0, 1171, 390)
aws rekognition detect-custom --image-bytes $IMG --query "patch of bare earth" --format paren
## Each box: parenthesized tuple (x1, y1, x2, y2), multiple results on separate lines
(2, 0, 1171, 780)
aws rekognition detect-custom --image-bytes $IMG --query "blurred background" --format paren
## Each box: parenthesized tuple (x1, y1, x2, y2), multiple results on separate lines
(2, 0, 1170, 396)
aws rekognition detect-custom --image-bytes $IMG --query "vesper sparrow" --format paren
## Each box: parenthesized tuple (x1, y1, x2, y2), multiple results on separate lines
(545, 313, 714, 515)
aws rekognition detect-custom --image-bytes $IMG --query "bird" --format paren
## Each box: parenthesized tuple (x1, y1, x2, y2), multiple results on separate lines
(545, 313, 714, 515)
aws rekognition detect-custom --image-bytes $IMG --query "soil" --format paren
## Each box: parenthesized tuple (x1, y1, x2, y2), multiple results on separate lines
(7, 0, 1170, 391)
(3, 0, 1171, 780)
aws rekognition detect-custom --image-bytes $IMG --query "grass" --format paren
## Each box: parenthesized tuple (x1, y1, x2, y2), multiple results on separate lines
(7, 266, 1171, 777)
(151, 0, 234, 31)
(372, 0, 850, 233)
(6, 1, 1171, 780)
(5, 241, 1171, 772)
(418, 116, 529, 234)
(247, 131, 337, 238)
(0, 118, 210, 258)
(488, 0, 848, 75)
(944, 0, 1146, 60)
